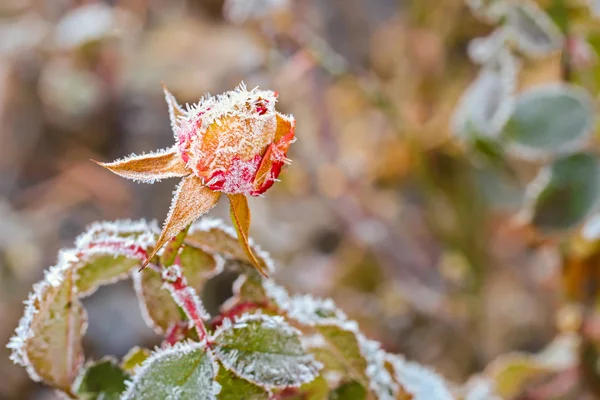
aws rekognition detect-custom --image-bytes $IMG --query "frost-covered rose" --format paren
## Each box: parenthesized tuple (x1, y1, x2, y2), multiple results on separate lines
(96, 83, 295, 275)
(175, 86, 295, 195)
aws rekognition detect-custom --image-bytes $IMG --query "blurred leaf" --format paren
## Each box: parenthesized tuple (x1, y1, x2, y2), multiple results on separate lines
(485, 354, 549, 398)
(216, 364, 269, 400)
(122, 342, 219, 399)
(506, 84, 593, 157)
(528, 152, 600, 231)
(74, 357, 129, 400)
(121, 347, 151, 374)
(386, 355, 454, 400)
(329, 381, 367, 400)
(507, 1, 563, 57)
(9, 260, 87, 394)
(212, 314, 321, 388)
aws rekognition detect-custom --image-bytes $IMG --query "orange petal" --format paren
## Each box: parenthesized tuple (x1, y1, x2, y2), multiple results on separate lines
(228, 194, 269, 277)
(274, 112, 295, 142)
(94, 147, 189, 183)
(141, 176, 221, 269)
(162, 83, 185, 135)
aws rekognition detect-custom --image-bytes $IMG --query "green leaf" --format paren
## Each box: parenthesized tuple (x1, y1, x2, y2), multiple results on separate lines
(216, 363, 268, 400)
(316, 324, 368, 388)
(122, 342, 219, 400)
(485, 353, 549, 399)
(528, 152, 600, 231)
(73, 357, 129, 400)
(185, 218, 273, 275)
(7, 256, 87, 395)
(133, 248, 217, 333)
(121, 347, 151, 374)
(329, 381, 367, 400)
(160, 224, 190, 267)
(212, 314, 321, 389)
(76, 255, 140, 297)
(506, 84, 593, 157)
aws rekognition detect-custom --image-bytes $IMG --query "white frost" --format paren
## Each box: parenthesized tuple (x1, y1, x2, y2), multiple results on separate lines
(386, 354, 454, 400)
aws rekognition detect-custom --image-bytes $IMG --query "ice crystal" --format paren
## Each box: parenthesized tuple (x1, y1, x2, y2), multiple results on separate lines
(162, 264, 211, 322)
(211, 313, 322, 389)
(122, 341, 220, 400)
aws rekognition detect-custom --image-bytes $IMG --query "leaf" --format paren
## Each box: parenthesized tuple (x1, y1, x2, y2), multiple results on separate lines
(122, 342, 220, 400)
(94, 146, 189, 183)
(506, 1, 563, 57)
(505, 84, 593, 157)
(228, 194, 268, 277)
(315, 323, 369, 388)
(163, 83, 186, 137)
(451, 60, 516, 139)
(133, 251, 215, 333)
(386, 355, 454, 400)
(160, 224, 191, 267)
(212, 314, 322, 389)
(142, 175, 221, 269)
(185, 218, 274, 275)
(73, 220, 157, 297)
(7, 253, 87, 394)
(121, 347, 151, 374)
(73, 357, 129, 400)
(329, 381, 367, 400)
(526, 152, 600, 231)
(216, 363, 269, 400)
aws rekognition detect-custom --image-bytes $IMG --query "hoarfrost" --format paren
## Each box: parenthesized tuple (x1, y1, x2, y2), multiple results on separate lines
(506, 1, 563, 57)
(122, 341, 220, 400)
(211, 313, 322, 389)
(386, 354, 453, 400)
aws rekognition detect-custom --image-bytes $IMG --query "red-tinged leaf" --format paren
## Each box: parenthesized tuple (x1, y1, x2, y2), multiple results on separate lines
(228, 194, 268, 277)
(8, 258, 87, 395)
(141, 176, 221, 269)
(94, 146, 189, 183)
(160, 224, 191, 267)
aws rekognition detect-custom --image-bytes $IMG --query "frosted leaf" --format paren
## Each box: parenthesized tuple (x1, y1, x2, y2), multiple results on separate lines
(211, 313, 322, 389)
(451, 56, 517, 139)
(483, 353, 550, 398)
(386, 354, 453, 400)
(223, 0, 290, 24)
(216, 363, 269, 399)
(329, 381, 367, 399)
(74, 219, 157, 297)
(121, 347, 151, 374)
(186, 218, 275, 274)
(73, 357, 129, 399)
(467, 29, 511, 65)
(7, 255, 87, 393)
(122, 341, 220, 400)
(506, 1, 563, 57)
(461, 377, 501, 400)
(506, 84, 593, 159)
(133, 259, 213, 333)
(95, 147, 189, 184)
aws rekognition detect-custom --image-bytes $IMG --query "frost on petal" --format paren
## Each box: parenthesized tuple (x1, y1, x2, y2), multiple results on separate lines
(74, 219, 157, 297)
(211, 313, 322, 389)
(186, 218, 275, 275)
(122, 341, 220, 400)
(386, 354, 453, 400)
(142, 175, 221, 269)
(7, 254, 87, 393)
(95, 146, 189, 183)
(506, 1, 563, 57)
(133, 257, 214, 333)
(452, 55, 517, 139)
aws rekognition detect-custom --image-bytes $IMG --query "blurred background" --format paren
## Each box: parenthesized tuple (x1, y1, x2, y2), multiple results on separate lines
(0, 0, 592, 398)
